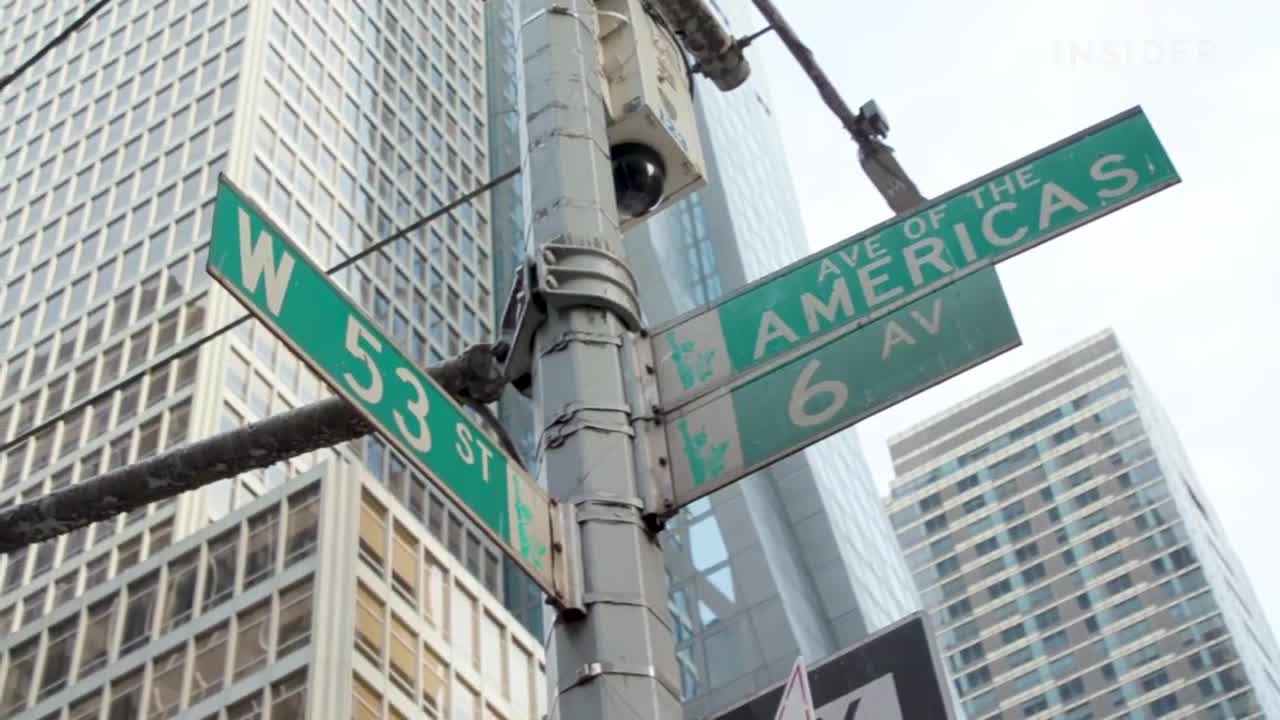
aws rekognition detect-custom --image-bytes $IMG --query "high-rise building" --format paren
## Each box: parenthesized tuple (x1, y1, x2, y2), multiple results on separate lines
(885, 329, 1280, 720)
(1, 0, 542, 714)
(0, 460, 547, 719)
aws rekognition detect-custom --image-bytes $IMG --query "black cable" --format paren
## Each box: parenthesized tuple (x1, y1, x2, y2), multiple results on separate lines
(0, 167, 520, 459)
(0, 0, 114, 95)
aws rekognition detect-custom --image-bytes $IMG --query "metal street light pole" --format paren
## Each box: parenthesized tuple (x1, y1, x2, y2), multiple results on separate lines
(519, 1, 683, 719)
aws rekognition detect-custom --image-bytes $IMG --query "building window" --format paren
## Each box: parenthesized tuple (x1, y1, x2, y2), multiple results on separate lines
(423, 644, 447, 713)
(150, 647, 186, 718)
(278, 580, 314, 657)
(244, 508, 279, 589)
(80, 595, 119, 678)
(108, 669, 145, 719)
(390, 613, 417, 691)
(234, 601, 272, 681)
(453, 586, 476, 668)
(452, 680, 477, 720)
(163, 550, 199, 631)
(1149, 692, 1179, 717)
(39, 618, 77, 698)
(1, 638, 38, 715)
(483, 612, 505, 695)
(204, 529, 239, 611)
(191, 625, 230, 704)
(392, 520, 419, 601)
(360, 490, 388, 570)
(509, 644, 531, 711)
(354, 675, 381, 720)
(68, 690, 102, 720)
(424, 553, 446, 627)
(356, 582, 386, 661)
(285, 486, 320, 564)
(270, 670, 309, 717)
(121, 572, 160, 655)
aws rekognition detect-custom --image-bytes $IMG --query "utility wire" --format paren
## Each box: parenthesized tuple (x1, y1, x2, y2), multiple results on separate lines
(0, 0, 114, 95)
(0, 338, 512, 553)
(0, 167, 519, 460)
(0, 161, 527, 552)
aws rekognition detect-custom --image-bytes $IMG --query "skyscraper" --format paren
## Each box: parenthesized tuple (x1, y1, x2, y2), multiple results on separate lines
(886, 329, 1280, 720)
(2, 0, 539, 713)
(0, 460, 547, 719)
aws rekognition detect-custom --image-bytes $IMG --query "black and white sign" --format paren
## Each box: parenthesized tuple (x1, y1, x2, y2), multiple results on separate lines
(710, 612, 954, 720)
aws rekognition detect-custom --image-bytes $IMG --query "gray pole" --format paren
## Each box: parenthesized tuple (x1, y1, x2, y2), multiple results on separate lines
(520, 2, 682, 720)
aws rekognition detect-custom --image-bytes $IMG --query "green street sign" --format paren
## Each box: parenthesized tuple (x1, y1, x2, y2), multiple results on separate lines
(656, 106, 1178, 411)
(206, 177, 560, 600)
(665, 268, 1020, 507)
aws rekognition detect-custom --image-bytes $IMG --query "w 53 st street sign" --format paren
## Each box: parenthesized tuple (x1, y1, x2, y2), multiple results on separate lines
(654, 106, 1178, 511)
(206, 177, 567, 604)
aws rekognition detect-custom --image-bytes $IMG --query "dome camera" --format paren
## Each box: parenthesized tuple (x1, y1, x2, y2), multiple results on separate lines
(611, 143, 667, 219)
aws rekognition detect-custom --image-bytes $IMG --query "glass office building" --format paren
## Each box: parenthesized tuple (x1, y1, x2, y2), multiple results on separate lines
(1, 0, 540, 715)
(886, 329, 1280, 720)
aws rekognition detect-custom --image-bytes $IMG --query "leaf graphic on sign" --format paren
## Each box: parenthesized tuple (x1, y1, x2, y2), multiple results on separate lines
(513, 480, 547, 571)
(677, 418, 729, 487)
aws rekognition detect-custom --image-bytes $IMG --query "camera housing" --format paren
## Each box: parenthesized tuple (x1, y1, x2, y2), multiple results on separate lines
(597, 0, 706, 228)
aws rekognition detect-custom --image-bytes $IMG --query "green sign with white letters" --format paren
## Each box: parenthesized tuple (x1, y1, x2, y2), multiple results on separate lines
(206, 177, 558, 599)
(665, 268, 1020, 507)
(655, 106, 1178, 412)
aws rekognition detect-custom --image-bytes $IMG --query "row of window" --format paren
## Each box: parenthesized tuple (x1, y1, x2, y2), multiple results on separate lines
(899, 392, 1138, 553)
(2, 514, 174, 636)
(1, 576, 311, 718)
(943, 483, 1188, 674)
(1, 345, 199, 501)
(935, 456, 1160, 654)
(929, 448, 1161, 634)
(891, 373, 1130, 503)
(1, 286, 205, 458)
(354, 487, 542, 719)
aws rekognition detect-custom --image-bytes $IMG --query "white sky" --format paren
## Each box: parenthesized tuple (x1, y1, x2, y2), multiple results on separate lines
(748, 0, 1280, 636)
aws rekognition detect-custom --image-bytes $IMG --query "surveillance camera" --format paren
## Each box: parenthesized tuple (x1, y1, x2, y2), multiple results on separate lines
(597, 0, 706, 228)
(611, 143, 667, 218)
(858, 99, 890, 139)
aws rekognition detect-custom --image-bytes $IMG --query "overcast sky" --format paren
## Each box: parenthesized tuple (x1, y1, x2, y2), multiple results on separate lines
(746, 0, 1280, 636)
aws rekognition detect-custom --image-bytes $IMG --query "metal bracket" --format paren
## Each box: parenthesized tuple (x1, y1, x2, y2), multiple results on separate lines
(620, 331, 676, 524)
(496, 257, 545, 398)
(573, 497, 650, 528)
(539, 401, 634, 452)
(562, 661, 683, 700)
(551, 499, 585, 617)
(536, 243, 643, 331)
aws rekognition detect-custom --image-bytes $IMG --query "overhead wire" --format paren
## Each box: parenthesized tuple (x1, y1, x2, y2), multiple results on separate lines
(0, 167, 520, 460)
(0, 0, 114, 95)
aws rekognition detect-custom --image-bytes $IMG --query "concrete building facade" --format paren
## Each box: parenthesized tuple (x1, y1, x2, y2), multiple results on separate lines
(886, 330, 1280, 720)
(0, 461, 547, 719)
